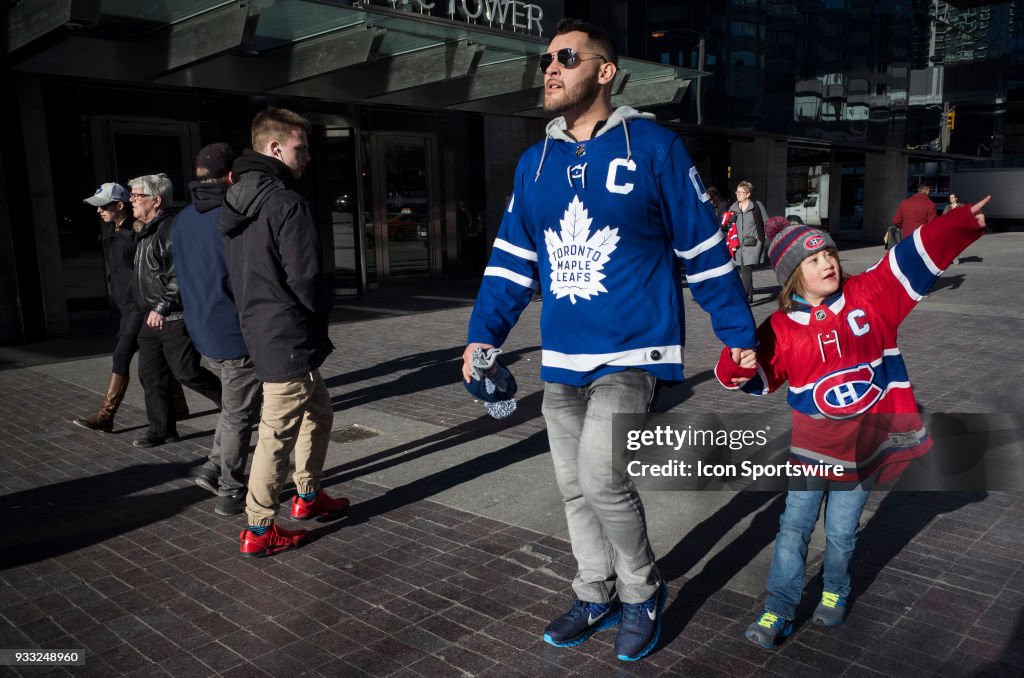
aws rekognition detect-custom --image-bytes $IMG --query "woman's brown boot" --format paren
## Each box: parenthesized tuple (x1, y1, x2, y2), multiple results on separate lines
(73, 373, 128, 433)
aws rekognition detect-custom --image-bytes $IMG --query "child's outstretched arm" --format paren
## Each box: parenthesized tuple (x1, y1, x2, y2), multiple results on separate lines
(915, 195, 990, 269)
(863, 195, 991, 324)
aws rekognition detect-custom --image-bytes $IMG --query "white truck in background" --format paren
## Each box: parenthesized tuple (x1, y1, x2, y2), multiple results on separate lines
(950, 169, 1023, 223)
(786, 174, 830, 226)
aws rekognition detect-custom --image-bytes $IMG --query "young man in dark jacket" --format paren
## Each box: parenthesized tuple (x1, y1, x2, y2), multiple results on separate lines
(174, 143, 260, 517)
(129, 173, 222, 448)
(220, 108, 348, 557)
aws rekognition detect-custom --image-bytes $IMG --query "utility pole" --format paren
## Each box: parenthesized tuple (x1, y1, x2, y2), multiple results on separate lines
(940, 101, 951, 152)
(696, 36, 705, 126)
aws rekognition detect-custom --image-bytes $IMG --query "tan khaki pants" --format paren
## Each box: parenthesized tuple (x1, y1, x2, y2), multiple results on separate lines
(245, 369, 333, 526)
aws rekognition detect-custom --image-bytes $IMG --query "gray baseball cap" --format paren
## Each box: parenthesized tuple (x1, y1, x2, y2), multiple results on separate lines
(84, 182, 129, 207)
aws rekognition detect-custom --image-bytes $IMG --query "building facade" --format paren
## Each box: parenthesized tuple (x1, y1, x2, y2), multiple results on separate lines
(1, 0, 1019, 342)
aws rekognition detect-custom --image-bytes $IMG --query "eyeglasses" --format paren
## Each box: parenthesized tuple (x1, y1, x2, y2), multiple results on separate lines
(129, 192, 152, 200)
(539, 48, 608, 73)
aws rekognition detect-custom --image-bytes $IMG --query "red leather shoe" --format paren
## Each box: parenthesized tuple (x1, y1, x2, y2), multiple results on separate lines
(239, 524, 308, 558)
(290, 489, 350, 521)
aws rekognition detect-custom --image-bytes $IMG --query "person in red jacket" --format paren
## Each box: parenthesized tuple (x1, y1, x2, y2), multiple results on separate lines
(891, 182, 937, 237)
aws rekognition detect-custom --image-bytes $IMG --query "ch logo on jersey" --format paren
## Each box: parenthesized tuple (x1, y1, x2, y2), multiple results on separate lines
(811, 363, 883, 419)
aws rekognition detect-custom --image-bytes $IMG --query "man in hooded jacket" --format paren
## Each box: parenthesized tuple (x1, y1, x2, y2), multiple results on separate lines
(174, 143, 260, 517)
(219, 108, 349, 557)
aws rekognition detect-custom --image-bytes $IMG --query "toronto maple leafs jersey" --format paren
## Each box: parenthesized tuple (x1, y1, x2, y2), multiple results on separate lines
(722, 206, 984, 483)
(468, 106, 756, 386)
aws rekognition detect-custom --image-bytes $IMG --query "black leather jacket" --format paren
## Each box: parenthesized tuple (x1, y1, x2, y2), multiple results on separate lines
(132, 208, 183, 320)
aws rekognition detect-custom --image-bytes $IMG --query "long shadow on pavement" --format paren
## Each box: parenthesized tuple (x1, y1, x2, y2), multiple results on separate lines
(326, 345, 540, 412)
(0, 461, 207, 569)
(658, 492, 786, 649)
(656, 489, 988, 659)
(317, 392, 543, 490)
(309, 427, 549, 537)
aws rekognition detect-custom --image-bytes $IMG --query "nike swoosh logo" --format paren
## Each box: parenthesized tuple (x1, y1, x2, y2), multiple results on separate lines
(588, 611, 606, 625)
(646, 607, 657, 621)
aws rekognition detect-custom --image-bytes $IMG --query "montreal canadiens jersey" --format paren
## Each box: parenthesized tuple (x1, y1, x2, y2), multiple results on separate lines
(468, 106, 756, 386)
(728, 206, 984, 483)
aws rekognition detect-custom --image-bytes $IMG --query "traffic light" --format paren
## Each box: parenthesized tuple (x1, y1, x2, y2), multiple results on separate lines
(946, 110, 956, 131)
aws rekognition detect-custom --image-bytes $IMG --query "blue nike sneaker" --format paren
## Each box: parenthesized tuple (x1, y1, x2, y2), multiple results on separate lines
(615, 580, 667, 661)
(543, 597, 622, 647)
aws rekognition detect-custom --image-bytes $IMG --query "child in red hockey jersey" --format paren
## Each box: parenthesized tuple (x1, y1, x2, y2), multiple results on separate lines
(715, 197, 991, 648)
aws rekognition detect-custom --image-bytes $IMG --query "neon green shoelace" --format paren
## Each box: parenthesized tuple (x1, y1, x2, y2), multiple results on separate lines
(757, 612, 780, 628)
(821, 592, 841, 609)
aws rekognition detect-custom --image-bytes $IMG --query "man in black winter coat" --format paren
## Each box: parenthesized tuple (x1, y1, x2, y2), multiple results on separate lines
(129, 173, 221, 448)
(220, 108, 349, 557)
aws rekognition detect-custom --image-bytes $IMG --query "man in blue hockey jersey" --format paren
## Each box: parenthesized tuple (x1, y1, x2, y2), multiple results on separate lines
(463, 18, 757, 661)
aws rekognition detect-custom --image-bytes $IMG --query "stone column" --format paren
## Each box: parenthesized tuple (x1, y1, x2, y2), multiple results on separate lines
(864, 150, 908, 245)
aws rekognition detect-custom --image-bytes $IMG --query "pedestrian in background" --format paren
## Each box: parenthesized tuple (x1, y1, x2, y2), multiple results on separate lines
(221, 108, 349, 558)
(463, 19, 756, 662)
(129, 173, 222, 448)
(73, 182, 142, 433)
(891, 182, 936, 239)
(944, 192, 961, 214)
(728, 181, 768, 303)
(706, 185, 726, 225)
(944, 192, 963, 264)
(174, 143, 260, 517)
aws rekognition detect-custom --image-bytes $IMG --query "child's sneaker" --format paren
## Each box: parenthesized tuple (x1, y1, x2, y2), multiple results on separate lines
(744, 610, 793, 649)
(543, 597, 621, 647)
(812, 591, 847, 626)
(614, 580, 667, 661)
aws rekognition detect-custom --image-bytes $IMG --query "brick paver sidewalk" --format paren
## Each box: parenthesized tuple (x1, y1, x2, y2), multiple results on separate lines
(1, 233, 1023, 677)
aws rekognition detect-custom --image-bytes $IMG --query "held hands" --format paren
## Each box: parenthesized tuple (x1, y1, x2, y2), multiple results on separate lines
(716, 346, 757, 388)
(462, 342, 495, 383)
(732, 348, 757, 370)
(971, 195, 991, 230)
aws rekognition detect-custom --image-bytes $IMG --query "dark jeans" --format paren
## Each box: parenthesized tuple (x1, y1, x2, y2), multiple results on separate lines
(202, 356, 261, 495)
(739, 264, 754, 301)
(111, 332, 139, 376)
(137, 320, 221, 435)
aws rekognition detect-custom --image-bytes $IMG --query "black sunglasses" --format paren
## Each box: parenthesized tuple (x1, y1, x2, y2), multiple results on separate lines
(539, 48, 608, 73)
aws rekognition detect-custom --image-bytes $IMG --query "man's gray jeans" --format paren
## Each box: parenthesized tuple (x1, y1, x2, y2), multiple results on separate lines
(542, 369, 660, 604)
(205, 356, 261, 495)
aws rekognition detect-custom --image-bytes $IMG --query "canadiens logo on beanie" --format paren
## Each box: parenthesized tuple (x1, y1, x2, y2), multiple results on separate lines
(764, 216, 837, 286)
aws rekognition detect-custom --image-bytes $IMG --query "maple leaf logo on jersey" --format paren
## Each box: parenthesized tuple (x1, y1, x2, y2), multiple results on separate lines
(544, 196, 619, 304)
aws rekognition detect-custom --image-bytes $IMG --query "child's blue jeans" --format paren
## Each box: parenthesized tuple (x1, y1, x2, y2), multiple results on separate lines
(763, 487, 870, 620)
